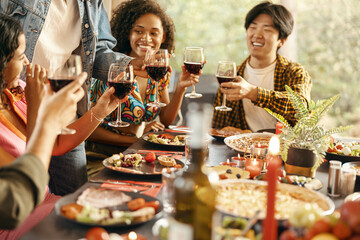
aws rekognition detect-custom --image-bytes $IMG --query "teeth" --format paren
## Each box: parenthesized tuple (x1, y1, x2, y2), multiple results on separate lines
(253, 42, 263, 47)
(138, 45, 152, 50)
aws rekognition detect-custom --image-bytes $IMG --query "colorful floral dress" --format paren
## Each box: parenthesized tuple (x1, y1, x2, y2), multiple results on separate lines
(90, 74, 170, 135)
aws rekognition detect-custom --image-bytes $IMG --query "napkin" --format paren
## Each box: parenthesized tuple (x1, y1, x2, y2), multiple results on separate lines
(166, 125, 191, 133)
(101, 180, 162, 198)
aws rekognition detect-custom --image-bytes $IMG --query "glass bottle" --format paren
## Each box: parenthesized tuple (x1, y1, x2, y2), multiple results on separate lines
(168, 103, 216, 240)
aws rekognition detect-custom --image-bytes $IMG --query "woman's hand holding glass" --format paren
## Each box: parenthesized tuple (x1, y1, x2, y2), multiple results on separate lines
(145, 49, 169, 108)
(48, 54, 83, 134)
(107, 64, 135, 128)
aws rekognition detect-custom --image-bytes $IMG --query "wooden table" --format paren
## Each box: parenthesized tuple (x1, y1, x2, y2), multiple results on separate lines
(21, 135, 344, 240)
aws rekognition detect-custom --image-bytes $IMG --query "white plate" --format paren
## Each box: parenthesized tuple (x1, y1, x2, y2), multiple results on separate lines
(344, 192, 360, 202)
(214, 179, 334, 220)
(224, 132, 274, 153)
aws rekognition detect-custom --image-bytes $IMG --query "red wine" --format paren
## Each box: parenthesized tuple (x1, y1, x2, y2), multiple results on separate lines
(146, 66, 169, 81)
(108, 82, 134, 99)
(216, 76, 236, 85)
(48, 77, 75, 92)
(184, 62, 204, 74)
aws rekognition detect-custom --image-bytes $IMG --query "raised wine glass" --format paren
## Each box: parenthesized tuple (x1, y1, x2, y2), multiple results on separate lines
(48, 54, 82, 134)
(215, 61, 236, 112)
(184, 47, 205, 98)
(145, 49, 169, 108)
(107, 64, 134, 128)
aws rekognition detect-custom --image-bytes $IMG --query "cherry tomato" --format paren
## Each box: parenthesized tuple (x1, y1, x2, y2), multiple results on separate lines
(311, 218, 332, 235)
(145, 152, 156, 163)
(85, 227, 110, 240)
(332, 220, 352, 240)
(127, 198, 146, 211)
(143, 201, 160, 211)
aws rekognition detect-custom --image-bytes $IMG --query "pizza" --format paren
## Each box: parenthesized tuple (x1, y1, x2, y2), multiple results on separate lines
(215, 180, 332, 220)
(224, 133, 273, 153)
(210, 127, 251, 138)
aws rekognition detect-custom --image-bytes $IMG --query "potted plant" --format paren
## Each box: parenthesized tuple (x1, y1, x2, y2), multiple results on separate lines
(265, 85, 351, 177)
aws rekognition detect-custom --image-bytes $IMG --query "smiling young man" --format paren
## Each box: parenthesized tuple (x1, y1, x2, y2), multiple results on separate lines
(212, 1, 312, 132)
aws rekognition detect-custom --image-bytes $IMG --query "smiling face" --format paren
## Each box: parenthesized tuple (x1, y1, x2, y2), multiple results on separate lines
(246, 14, 286, 68)
(128, 13, 165, 59)
(2, 33, 29, 88)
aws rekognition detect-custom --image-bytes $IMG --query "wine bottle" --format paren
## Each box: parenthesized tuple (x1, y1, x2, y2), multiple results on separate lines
(168, 103, 216, 240)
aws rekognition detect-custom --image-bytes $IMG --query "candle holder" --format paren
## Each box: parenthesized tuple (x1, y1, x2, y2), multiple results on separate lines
(245, 157, 262, 179)
(220, 158, 237, 167)
(231, 155, 246, 169)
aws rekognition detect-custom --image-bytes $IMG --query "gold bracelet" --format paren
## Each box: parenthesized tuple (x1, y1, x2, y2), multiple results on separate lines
(90, 108, 104, 123)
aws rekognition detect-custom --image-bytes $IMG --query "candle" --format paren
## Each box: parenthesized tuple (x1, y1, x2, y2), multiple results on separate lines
(121, 231, 147, 240)
(231, 155, 246, 169)
(221, 158, 237, 167)
(245, 157, 262, 178)
(275, 122, 284, 134)
(263, 136, 281, 240)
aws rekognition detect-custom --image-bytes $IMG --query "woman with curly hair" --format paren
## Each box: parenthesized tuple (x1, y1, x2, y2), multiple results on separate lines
(0, 14, 124, 238)
(88, 0, 201, 149)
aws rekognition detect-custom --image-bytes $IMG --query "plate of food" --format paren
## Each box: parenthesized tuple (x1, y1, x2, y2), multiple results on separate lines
(142, 133, 186, 148)
(203, 165, 250, 180)
(209, 127, 252, 141)
(224, 132, 274, 153)
(255, 173, 323, 191)
(325, 136, 360, 162)
(55, 187, 163, 227)
(102, 152, 184, 175)
(215, 179, 334, 220)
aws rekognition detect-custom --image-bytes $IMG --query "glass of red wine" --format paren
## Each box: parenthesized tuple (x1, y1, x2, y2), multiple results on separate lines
(145, 49, 169, 107)
(107, 64, 134, 128)
(215, 61, 236, 111)
(184, 47, 205, 98)
(48, 54, 82, 134)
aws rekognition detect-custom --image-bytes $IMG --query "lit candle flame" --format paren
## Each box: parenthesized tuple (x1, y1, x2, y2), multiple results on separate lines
(128, 231, 137, 240)
(226, 158, 230, 164)
(269, 136, 280, 155)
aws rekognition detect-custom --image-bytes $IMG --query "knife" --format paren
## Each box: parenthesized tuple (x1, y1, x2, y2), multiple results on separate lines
(89, 179, 156, 187)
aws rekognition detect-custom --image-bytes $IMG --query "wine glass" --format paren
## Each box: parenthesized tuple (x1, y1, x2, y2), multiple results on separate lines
(107, 64, 134, 128)
(184, 47, 205, 98)
(48, 54, 82, 135)
(215, 61, 236, 111)
(145, 49, 169, 107)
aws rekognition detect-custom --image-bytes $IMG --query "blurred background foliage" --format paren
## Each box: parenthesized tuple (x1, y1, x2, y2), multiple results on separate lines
(157, 0, 360, 136)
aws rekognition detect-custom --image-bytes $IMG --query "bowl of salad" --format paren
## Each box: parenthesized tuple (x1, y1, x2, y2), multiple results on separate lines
(326, 136, 360, 163)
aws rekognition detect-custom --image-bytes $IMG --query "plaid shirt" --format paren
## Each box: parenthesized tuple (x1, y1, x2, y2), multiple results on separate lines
(212, 54, 312, 129)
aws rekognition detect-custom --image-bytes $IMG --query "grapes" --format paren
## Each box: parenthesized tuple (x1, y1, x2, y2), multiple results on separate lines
(289, 203, 322, 228)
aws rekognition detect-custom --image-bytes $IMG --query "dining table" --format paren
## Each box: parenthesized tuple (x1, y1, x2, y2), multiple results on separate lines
(21, 131, 346, 240)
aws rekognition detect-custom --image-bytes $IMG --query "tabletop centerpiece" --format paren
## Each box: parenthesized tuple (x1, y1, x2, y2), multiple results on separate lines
(265, 85, 351, 177)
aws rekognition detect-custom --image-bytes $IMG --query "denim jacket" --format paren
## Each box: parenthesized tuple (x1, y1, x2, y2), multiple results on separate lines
(0, 0, 132, 115)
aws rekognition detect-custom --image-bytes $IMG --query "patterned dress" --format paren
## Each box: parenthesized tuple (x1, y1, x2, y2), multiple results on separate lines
(90, 74, 170, 135)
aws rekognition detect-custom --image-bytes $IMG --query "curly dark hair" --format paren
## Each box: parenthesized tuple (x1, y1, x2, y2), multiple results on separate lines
(0, 14, 23, 107)
(110, 0, 175, 55)
(245, 1, 294, 40)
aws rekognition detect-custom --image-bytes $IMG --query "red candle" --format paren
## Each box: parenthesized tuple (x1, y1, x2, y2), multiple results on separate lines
(263, 136, 281, 240)
(275, 122, 284, 134)
(245, 158, 262, 178)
